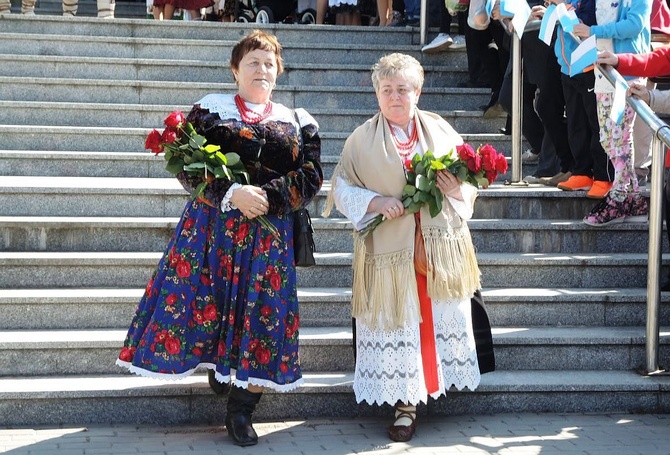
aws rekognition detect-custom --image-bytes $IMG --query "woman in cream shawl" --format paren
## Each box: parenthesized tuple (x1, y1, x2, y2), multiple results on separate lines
(323, 53, 482, 442)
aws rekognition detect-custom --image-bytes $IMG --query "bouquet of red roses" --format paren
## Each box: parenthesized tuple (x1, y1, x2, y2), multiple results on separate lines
(360, 143, 507, 237)
(145, 110, 279, 238)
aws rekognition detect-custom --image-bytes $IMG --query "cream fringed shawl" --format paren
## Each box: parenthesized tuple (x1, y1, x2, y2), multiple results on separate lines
(323, 109, 481, 330)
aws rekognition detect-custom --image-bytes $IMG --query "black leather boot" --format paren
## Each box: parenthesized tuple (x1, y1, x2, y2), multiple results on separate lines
(207, 369, 231, 396)
(225, 386, 262, 446)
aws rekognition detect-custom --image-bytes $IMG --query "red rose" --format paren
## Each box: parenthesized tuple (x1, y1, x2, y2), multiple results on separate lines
(193, 310, 204, 325)
(201, 274, 211, 286)
(164, 337, 181, 355)
(204, 304, 217, 321)
(265, 265, 275, 276)
(161, 127, 178, 144)
(165, 294, 178, 306)
(270, 273, 282, 291)
(145, 129, 163, 155)
(218, 341, 226, 356)
(478, 144, 497, 172)
(280, 362, 289, 373)
(164, 110, 185, 128)
(225, 218, 235, 230)
(183, 218, 194, 230)
(260, 305, 272, 317)
(255, 346, 271, 365)
(292, 314, 300, 331)
(241, 358, 249, 370)
(176, 260, 191, 279)
(457, 143, 476, 161)
(485, 170, 497, 185)
(249, 338, 259, 352)
(154, 330, 168, 343)
(285, 326, 294, 338)
(192, 347, 203, 357)
(404, 158, 413, 170)
(254, 281, 261, 293)
(494, 153, 508, 174)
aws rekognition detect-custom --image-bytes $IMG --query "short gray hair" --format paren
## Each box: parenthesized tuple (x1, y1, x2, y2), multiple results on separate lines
(371, 53, 424, 92)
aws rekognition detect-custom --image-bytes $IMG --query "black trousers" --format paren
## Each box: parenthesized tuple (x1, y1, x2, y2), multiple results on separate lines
(561, 72, 613, 181)
(499, 31, 574, 176)
(465, 20, 509, 93)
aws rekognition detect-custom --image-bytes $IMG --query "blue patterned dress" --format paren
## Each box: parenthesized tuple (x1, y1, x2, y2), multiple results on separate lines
(116, 94, 323, 392)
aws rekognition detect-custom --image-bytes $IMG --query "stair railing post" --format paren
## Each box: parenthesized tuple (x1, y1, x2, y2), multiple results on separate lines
(645, 129, 667, 374)
(420, 0, 427, 46)
(510, 29, 522, 183)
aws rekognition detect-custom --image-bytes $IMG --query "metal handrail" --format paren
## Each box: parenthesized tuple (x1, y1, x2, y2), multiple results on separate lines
(597, 65, 670, 374)
(503, 17, 668, 374)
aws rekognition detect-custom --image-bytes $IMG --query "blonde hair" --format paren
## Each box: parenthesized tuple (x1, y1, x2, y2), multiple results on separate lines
(371, 53, 424, 92)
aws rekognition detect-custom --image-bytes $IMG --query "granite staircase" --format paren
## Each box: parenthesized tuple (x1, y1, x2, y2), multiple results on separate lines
(1, 15, 669, 426)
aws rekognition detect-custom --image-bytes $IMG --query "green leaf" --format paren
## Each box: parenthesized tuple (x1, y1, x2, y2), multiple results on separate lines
(192, 149, 205, 162)
(203, 144, 220, 154)
(165, 160, 184, 175)
(194, 181, 207, 198)
(415, 161, 425, 175)
(428, 197, 441, 217)
(426, 168, 435, 181)
(225, 153, 241, 166)
(408, 201, 422, 213)
(416, 174, 430, 192)
(418, 191, 430, 203)
(214, 152, 227, 165)
(402, 184, 416, 196)
(184, 162, 206, 172)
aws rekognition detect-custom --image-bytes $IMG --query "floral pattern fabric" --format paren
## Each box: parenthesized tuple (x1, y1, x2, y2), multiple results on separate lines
(117, 96, 323, 391)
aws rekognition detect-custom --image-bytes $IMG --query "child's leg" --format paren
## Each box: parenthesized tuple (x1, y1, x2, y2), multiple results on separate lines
(595, 93, 637, 201)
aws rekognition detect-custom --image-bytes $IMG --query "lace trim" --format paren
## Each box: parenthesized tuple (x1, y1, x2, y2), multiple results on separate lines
(333, 176, 379, 231)
(116, 359, 303, 393)
(221, 182, 242, 212)
(353, 296, 480, 406)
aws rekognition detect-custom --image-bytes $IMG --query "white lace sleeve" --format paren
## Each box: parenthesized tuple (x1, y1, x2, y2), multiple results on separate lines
(446, 183, 477, 221)
(332, 176, 380, 231)
(220, 182, 243, 212)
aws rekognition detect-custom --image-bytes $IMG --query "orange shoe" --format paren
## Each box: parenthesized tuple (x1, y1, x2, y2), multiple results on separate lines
(586, 180, 612, 199)
(557, 175, 594, 191)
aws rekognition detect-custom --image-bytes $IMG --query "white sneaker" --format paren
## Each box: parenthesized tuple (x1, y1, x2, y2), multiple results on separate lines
(450, 34, 466, 49)
(422, 33, 453, 53)
(521, 149, 540, 163)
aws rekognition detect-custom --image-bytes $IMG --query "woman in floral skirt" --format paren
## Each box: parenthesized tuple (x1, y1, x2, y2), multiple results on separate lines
(116, 30, 323, 447)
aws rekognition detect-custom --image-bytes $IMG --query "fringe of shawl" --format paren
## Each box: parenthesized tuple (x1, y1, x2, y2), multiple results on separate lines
(351, 233, 421, 331)
(423, 224, 481, 300)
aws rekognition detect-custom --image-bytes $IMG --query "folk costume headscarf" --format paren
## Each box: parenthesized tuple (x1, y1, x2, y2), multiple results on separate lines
(324, 109, 481, 330)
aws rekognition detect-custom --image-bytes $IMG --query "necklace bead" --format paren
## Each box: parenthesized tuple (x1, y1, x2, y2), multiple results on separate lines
(388, 119, 418, 158)
(235, 94, 273, 124)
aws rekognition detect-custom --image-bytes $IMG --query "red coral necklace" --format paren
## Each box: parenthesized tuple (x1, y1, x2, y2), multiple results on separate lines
(235, 94, 273, 124)
(388, 119, 418, 157)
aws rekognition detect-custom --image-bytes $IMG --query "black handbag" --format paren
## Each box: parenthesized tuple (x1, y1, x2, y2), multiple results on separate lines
(291, 108, 316, 267)
(293, 208, 316, 267)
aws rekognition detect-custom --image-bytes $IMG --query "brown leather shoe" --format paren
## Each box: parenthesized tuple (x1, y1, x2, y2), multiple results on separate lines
(388, 407, 416, 442)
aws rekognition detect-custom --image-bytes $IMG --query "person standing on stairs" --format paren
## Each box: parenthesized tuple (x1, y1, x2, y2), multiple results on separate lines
(0, 0, 35, 14)
(323, 53, 493, 443)
(116, 30, 323, 447)
(597, 45, 670, 288)
(573, 0, 651, 225)
(61, 0, 115, 17)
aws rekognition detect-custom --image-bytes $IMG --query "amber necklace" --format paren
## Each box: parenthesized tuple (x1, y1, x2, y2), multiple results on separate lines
(388, 119, 418, 158)
(235, 94, 273, 124)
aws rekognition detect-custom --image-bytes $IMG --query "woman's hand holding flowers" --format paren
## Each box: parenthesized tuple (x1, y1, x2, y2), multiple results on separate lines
(230, 186, 269, 219)
(436, 170, 463, 201)
(370, 196, 405, 220)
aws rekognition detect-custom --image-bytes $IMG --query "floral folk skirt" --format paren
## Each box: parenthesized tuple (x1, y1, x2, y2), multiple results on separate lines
(116, 199, 302, 392)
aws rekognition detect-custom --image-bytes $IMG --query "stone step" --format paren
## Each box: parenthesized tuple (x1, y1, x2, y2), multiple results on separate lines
(0, 35, 470, 71)
(2, 287, 668, 331)
(0, 55, 468, 88)
(0, 125, 509, 158)
(0, 177, 643, 220)
(0, 76, 494, 112)
(0, 102, 497, 134)
(1, 370, 668, 426)
(0, 216, 662, 254)
(8, 0, 147, 17)
(0, 251, 664, 289)
(0, 149, 532, 186)
(0, 287, 352, 330)
(2, 326, 668, 377)
(0, 16, 423, 45)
